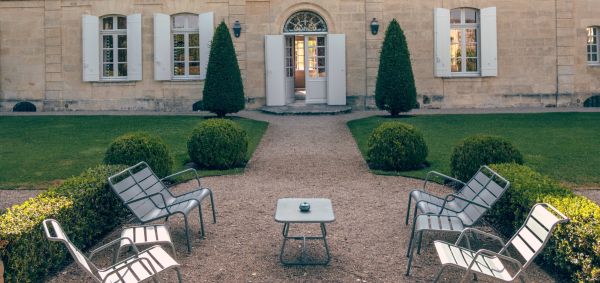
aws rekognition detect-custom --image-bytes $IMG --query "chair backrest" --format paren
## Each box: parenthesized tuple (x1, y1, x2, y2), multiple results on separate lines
(108, 162, 173, 220)
(42, 219, 101, 282)
(454, 166, 510, 225)
(502, 203, 569, 269)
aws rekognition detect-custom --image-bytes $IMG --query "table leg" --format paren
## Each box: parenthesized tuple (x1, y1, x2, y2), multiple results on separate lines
(279, 223, 331, 265)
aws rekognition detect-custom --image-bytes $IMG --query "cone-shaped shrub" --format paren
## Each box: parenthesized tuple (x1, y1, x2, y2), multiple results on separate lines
(203, 21, 245, 117)
(375, 19, 417, 116)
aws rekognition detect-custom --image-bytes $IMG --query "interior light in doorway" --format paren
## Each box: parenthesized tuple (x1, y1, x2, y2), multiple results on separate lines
(370, 18, 380, 35)
(233, 20, 242, 38)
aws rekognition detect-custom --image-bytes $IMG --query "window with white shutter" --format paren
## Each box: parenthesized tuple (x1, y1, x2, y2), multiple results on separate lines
(82, 15, 100, 82)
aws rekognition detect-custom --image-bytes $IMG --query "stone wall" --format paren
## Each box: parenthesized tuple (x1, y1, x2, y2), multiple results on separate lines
(0, 0, 599, 111)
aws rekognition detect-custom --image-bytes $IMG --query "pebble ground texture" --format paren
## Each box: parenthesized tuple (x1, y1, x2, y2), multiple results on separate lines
(44, 111, 559, 283)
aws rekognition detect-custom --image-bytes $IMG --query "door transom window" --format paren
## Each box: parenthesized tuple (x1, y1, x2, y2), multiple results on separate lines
(284, 11, 327, 33)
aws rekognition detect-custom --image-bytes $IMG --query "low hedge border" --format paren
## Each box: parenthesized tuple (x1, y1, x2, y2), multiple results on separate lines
(489, 163, 600, 282)
(0, 164, 128, 282)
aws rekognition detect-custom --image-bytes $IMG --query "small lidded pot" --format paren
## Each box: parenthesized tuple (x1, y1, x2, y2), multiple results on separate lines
(299, 202, 311, 212)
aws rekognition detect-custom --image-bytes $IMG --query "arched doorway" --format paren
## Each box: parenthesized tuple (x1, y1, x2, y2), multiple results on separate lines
(265, 11, 346, 106)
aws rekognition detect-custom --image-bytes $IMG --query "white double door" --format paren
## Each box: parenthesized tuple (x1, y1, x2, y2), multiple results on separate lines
(265, 34, 346, 106)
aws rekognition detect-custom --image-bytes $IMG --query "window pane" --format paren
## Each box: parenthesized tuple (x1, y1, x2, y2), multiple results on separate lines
(317, 57, 325, 67)
(308, 69, 317, 78)
(450, 29, 461, 44)
(173, 63, 185, 76)
(317, 47, 325, 56)
(466, 29, 477, 44)
(466, 58, 478, 72)
(464, 9, 478, 23)
(103, 35, 113, 48)
(188, 15, 198, 28)
(173, 15, 185, 29)
(592, 45, 598, 53)
(317, 37, 325, 46)
(189, 48, 199, 61)
(593, 54, 598, 62)
(103, 64, 114, 77)
(118, 49, 127, 62)
(451, 58, 461, 72)
(189, 62, 200, 75)
(117, 17, 127, 29)
(318, 67, 326, 78)
(173, 48, 185, 61)
(103, 50, 113, 62)
(102, 17, 113, 30)
(173, 34, 184, 47)
(118, 63, 127, 76)
(466, 44, 477, 57)
(450, 9, 461, 24)
(118, 35, 127, 48)
(189, 34, 199, 47)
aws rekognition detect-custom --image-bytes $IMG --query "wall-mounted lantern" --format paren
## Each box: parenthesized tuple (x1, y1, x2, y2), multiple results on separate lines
(233, 20, 242, 38)
(370, 18, 380, 35)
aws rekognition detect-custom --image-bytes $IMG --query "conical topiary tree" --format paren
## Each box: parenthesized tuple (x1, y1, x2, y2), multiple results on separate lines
(375, 19, 417, 117)
(203, 21, 245, 117)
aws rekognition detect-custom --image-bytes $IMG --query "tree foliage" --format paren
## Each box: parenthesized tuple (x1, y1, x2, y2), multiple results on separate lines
(203, 21, 245, 117)
(375, 19, 417, 116)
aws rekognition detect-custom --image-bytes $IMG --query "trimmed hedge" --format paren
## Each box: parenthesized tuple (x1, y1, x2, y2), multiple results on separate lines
(451, 135, 523, 181)
(187, 119, 248, 169)
(489, 163, 600, 282)
(367, 122, 428, 171)
(0, 165, 128, 282)
(104, 132, 173, 178)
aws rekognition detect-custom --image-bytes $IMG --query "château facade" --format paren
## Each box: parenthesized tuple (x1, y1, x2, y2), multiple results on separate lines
(0, 0, 599, 111)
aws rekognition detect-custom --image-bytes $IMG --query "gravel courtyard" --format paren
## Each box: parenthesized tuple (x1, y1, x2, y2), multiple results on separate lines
(47, 111, 556, 282)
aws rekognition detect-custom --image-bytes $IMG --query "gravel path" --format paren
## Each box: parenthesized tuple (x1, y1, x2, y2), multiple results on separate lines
(46, 111, 557, 283)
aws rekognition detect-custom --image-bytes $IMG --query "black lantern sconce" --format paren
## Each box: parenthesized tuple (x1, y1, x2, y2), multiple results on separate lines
(233, 20, 242, 38)
(370, 18, 380, 35)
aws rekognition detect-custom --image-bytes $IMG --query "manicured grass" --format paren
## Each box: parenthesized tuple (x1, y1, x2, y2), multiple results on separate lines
(0, 116, 268, 189)
(348, 112, 600, 186)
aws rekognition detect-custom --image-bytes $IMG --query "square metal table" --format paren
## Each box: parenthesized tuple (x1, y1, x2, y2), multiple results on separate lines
(275, 198, 335, 265)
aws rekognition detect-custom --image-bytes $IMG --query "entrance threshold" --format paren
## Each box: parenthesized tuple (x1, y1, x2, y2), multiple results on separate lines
(260, 104, 352, 116)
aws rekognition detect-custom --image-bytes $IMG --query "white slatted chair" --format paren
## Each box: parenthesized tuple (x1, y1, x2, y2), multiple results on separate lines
(43, 219, 183, 283)
(431, 203, 569, 282)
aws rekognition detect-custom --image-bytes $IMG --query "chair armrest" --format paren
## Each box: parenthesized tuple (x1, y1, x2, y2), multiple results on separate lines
(101, 257, 158, 282)
(424, 171, 466, 191)
(455, 228, 506, 248)
(438, 194, 490, 215)
(161, 168, 201, 187)
(125, 193, 171, 214)
(467, 249, 523, 279)
(90, 237, 139, 260)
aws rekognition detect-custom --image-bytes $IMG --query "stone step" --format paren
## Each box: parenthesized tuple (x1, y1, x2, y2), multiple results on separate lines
(260, 105, 352, 116)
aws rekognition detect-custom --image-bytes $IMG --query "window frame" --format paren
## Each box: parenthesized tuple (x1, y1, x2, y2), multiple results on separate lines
(587, 26, 600, 66)
(99, 15, 128, 81)
(450, 8, 481, 77)
(171, 13, 201, 80)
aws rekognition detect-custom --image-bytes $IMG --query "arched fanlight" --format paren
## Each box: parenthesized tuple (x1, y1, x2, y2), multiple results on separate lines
(283, 11, 328, 33)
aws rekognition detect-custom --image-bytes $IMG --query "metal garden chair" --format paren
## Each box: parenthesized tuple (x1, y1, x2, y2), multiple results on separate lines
(108, 162, 216, 253)
(431, 203, 569, 282)
(405, 166, 510, 275)
(43, 219, 183, 283)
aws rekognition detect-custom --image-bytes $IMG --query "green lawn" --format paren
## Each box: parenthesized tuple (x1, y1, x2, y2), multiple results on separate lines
(0, 116, 268, 189)
(348, 112, 600, 187)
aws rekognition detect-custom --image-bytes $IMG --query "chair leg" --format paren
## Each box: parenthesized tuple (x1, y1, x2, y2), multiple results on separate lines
(433, 265, 448, 283)
(209, 190, 216, 224)
(170, 242, 177, 258)
(112, 246, 121, 264)
(175, 267, 183, 283)
(405, 227, 419, 275)
(416, 231, 424, 255)
(198, 205, 206, 238)
(406, 216, 419, 258)
(405, 195, 413, 225)
(183, 215, 192, 253)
